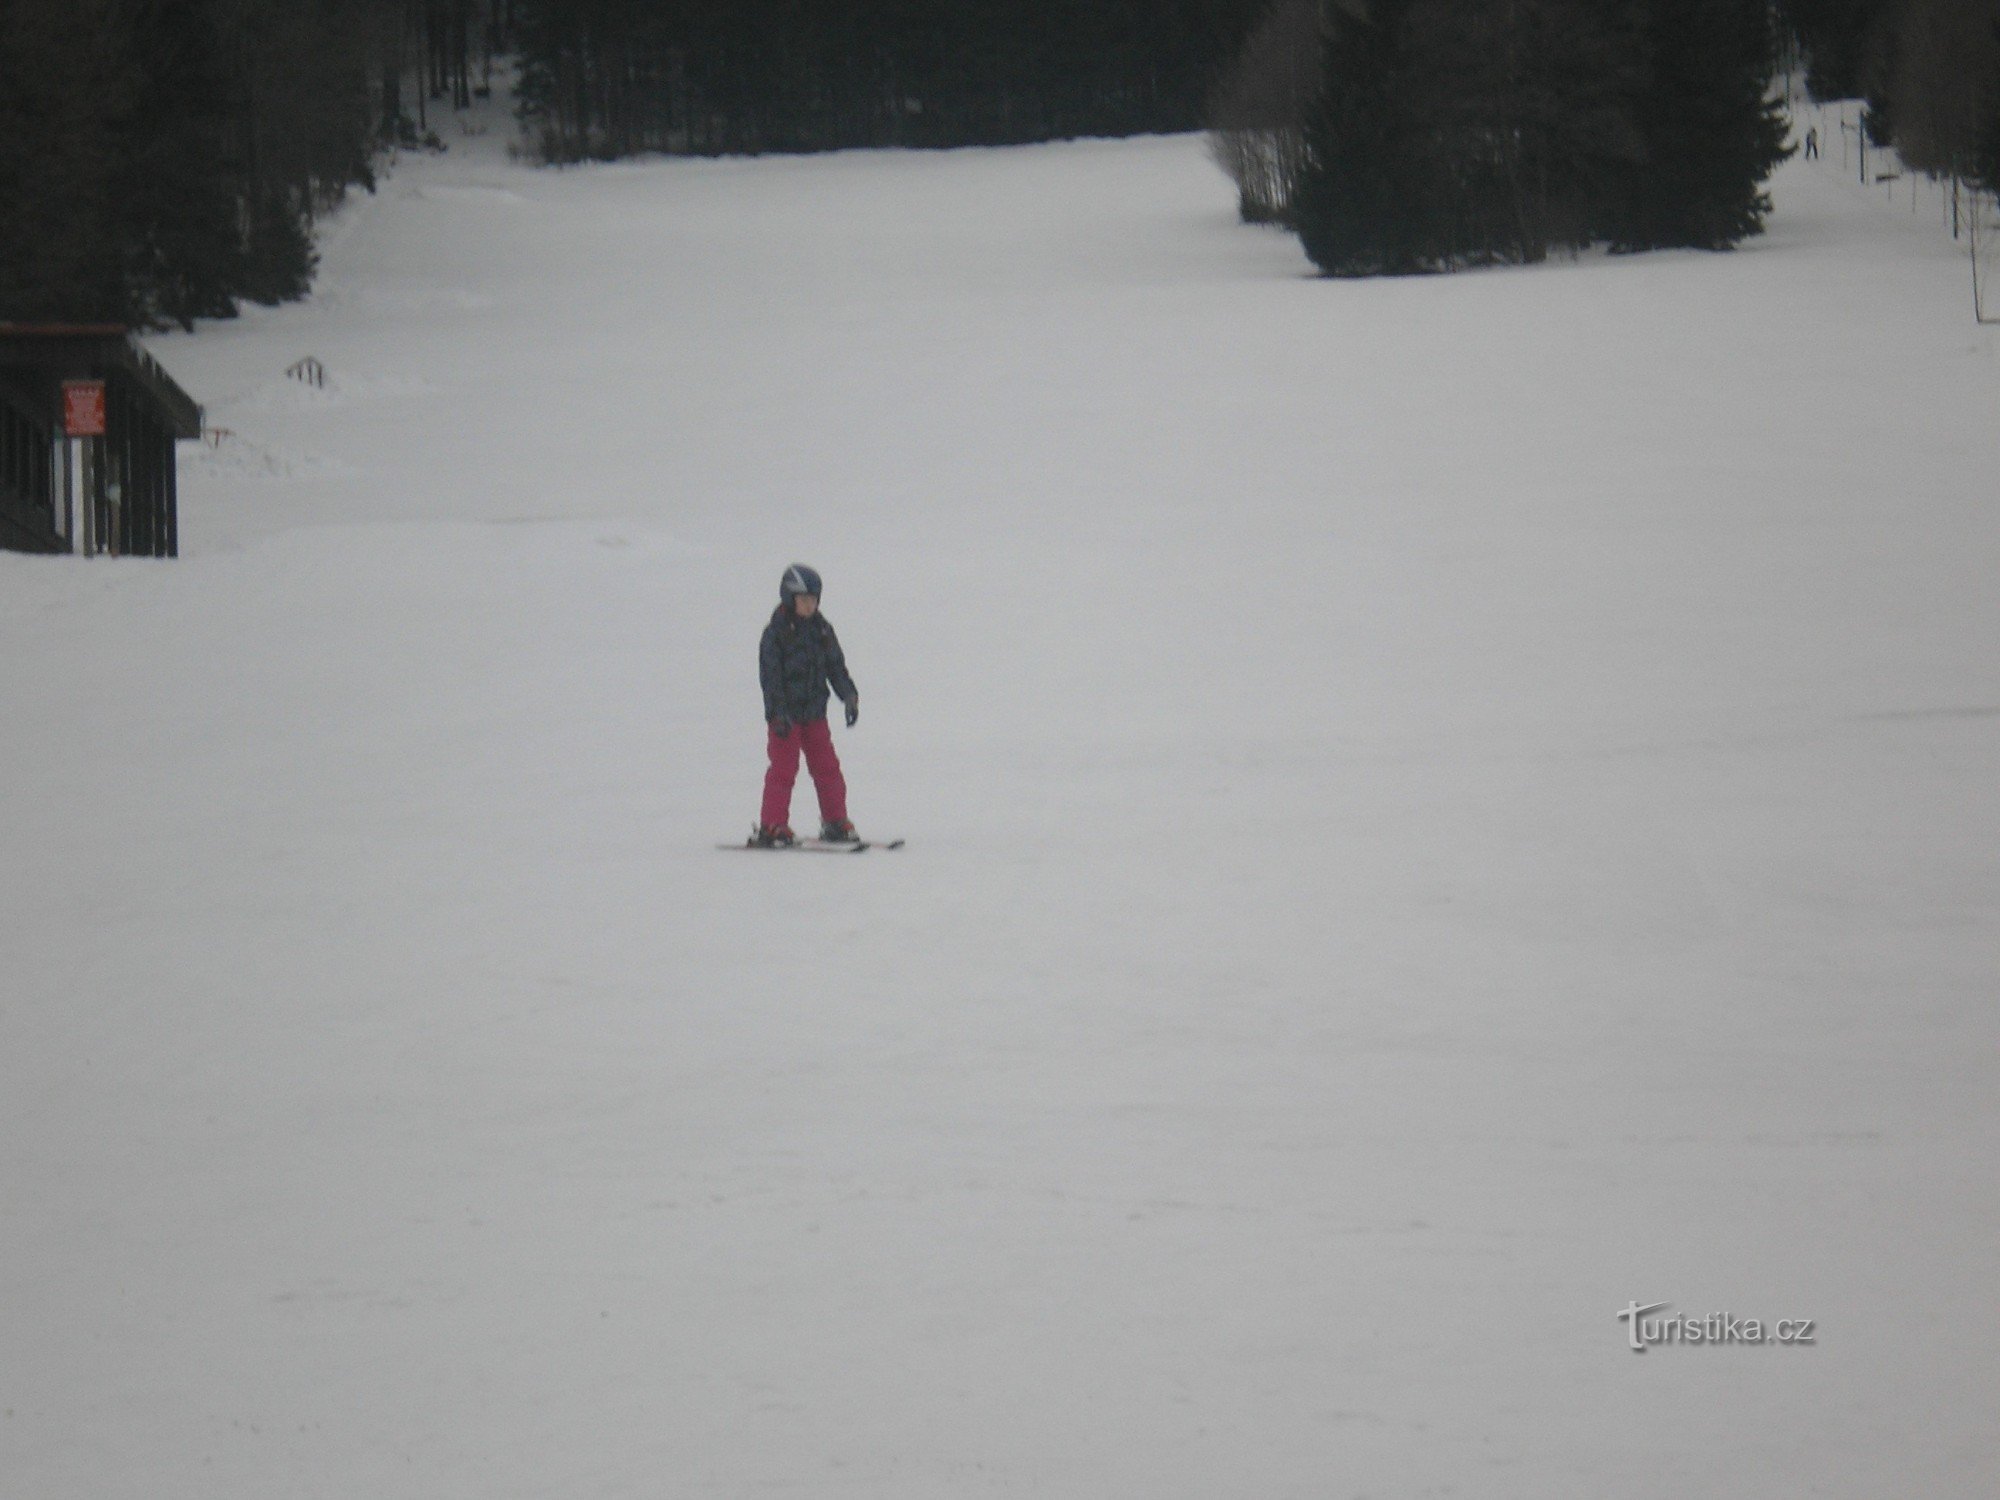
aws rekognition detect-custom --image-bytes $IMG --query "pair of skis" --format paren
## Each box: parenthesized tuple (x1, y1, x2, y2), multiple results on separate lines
(720, 834, 905, 854)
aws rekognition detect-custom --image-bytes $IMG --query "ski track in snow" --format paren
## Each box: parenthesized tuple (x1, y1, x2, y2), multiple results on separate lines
(2, 94, 1998, 1500)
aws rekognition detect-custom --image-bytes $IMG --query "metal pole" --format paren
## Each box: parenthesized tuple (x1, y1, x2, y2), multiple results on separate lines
(61, 435, 74, 551)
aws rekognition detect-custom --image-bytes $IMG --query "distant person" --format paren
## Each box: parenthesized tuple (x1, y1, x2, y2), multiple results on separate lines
(753, 564, 860, 846)
(1804, 127, 1819, 160)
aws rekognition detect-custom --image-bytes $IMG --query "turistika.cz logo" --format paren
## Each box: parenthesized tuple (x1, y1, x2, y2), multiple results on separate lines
(1617, 1302, 1816, 1353)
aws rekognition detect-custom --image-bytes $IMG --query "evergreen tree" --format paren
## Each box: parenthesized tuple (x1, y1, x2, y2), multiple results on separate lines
(510, 0, 1266, 160)
(1410, 0, 1647, 265)
(1876, 0, 2000, 176)
(1603, 0, 1791, 251)
(1293, 0, 1649, 273)
(1776, 0, 1889, 101)
(0, 0, 395, 326)
(119, 0, 252, 327)
(1981, 10, 2000, 192)
(1286, 0, 1788, 274)
(0, 0, 137, 321)
(1295, 0, 1431, 275)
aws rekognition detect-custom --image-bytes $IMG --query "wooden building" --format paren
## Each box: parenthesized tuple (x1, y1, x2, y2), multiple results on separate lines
(0, 325, 203, 558)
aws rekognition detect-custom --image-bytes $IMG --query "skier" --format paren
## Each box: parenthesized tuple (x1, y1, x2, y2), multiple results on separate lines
(753, 564, 860, 847)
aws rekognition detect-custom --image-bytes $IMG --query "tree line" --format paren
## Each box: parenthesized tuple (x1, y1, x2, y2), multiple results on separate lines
(513, 0, 1269, 162)
(17, 0, 1986, 320)
(0, 1, 501, 330)
(1208, 0, 2000, 276)
(1209, 0, 1791, 273)
(2, 0, 1271, 321)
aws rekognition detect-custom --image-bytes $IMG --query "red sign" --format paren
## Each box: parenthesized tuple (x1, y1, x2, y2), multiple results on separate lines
(63, 380, 107, 437)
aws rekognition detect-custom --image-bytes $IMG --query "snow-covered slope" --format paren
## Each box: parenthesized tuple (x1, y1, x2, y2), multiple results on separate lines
(3, 109, 1997, 1499)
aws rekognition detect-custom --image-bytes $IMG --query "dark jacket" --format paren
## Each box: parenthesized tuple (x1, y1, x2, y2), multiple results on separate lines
(760, 606, 856, 724)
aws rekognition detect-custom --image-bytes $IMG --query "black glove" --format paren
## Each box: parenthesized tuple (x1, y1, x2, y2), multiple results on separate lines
(770, 717, 791, 739)
(843, 695, 858, 728)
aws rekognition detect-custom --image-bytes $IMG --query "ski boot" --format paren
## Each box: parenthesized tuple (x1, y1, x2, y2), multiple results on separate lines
(819, 818, 860, 845)
(751, 823, 796, 848)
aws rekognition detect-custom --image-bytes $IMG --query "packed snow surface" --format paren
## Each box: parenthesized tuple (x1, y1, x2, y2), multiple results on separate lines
(4, 109, 1997, 1499)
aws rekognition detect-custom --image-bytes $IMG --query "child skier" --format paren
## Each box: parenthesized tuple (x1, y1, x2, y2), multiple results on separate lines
(754, 564, 860, 846)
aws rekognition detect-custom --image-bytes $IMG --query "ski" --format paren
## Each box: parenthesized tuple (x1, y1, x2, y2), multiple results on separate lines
(718, 837, 904, 853)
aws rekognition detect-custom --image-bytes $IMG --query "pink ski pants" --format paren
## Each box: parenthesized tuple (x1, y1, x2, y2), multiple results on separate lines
(761, 719, 847, 830)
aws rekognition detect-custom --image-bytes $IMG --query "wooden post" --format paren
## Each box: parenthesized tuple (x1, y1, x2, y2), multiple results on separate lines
(78, 437, 93, 556)
(60, 434, 74, 551)
(1975, 195, 1986, 324)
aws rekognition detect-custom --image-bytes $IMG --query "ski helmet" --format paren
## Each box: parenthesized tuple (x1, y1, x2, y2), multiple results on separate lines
(780, 564, 822, 603)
